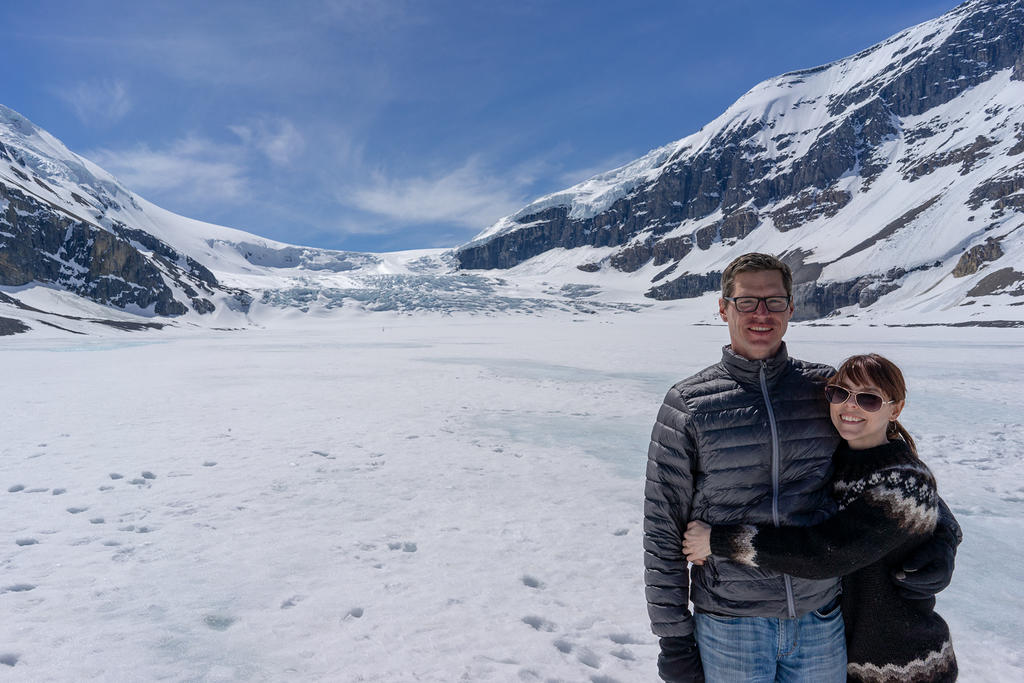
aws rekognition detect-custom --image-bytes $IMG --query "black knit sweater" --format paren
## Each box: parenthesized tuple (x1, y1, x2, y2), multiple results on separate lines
(711, 439, 957, 682)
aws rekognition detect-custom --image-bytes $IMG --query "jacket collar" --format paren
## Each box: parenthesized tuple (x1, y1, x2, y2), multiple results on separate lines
(721, 342, 790, 388)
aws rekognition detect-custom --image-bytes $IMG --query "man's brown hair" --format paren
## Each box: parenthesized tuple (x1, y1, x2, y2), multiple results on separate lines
(721, 253, 793, 299)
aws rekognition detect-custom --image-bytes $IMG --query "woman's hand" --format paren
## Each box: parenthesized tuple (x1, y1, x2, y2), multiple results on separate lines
(683, 520, 712, 565)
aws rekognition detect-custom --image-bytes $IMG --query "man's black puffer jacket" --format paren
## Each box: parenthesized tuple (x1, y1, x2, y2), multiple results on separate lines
(644, 343, 841, 638)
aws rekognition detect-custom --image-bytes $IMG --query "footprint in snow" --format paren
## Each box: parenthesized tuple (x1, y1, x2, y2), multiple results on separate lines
(15, 538, 38, 546)
(7, 485, 25, 493)
(281, 595, 306, 609)
(203, 615, 236, 631)
(52, 488, 66, 495)
(522, 615, 557, 632)
(387, 541, 417, 552)
(576, 648, 601, 669)
(67, 506, 88, 514)
(0, 654, 19, 667)
(202, 461, 217, 467)
(553, 638, 573, 654)
(109, 473, 124, 480)
(521, 575, 545, 589)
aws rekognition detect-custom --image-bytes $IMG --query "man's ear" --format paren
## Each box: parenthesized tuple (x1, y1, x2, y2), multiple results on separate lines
(718, 298, 728, 322)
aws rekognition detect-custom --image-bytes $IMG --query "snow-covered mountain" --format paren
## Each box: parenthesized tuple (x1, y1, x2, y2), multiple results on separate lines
(0, 102, 641, 335)
(2, 0, 1024, 334)
(458, 0, 1024, 324)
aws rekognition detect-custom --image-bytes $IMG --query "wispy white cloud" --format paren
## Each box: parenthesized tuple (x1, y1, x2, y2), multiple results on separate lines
(229, 118, 305, 166)
(57, 79, 133, 125)
(87, 135, 248, 205)
(345, 157, 532, 232)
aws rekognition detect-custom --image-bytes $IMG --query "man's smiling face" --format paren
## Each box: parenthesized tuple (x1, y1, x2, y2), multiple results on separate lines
(719, 270, 794, 361)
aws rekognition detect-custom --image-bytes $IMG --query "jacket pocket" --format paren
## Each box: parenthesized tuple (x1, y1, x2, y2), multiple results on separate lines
(812, 596, 842, 619)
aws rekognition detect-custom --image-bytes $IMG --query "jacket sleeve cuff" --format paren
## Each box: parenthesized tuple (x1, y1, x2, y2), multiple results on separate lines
(710, 525, 759, 567)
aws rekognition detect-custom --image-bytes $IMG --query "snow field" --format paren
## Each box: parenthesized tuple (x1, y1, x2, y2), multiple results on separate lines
(1, 312, 1022, 681)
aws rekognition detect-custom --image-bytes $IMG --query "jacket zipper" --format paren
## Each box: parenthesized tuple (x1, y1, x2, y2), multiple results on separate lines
(760, 360, 797, 619)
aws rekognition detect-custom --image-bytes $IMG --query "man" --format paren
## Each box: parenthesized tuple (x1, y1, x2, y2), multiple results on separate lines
(643, 253, 960, 682)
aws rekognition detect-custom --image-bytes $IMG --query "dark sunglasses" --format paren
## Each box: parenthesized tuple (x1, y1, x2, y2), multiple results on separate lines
(723, 296, 792, 313)
(824, 384, 896, 412)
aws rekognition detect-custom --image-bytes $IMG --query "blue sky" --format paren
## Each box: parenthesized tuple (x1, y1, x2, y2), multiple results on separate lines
(2, 0, 959, 252)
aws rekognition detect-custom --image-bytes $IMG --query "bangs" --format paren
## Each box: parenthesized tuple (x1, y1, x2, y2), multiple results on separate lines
(830, 354, 906, 401)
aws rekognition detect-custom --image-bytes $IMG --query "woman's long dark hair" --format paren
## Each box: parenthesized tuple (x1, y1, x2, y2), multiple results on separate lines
(830, 353, 917, 455)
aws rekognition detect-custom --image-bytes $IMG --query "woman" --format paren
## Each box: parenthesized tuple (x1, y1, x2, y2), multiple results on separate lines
(683, 354, 957, 682)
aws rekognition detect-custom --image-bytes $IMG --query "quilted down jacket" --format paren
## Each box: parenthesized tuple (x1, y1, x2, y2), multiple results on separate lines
(644, 342, 841, 637)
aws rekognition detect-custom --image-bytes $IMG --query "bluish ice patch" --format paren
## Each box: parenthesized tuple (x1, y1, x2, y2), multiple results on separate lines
(475, 411, 650, 479)
(421, 356, 675, 391)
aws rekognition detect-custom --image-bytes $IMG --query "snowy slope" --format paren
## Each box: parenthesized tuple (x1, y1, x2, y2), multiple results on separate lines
(1, 316, 1021, 680)
(1, 103, 646, 333)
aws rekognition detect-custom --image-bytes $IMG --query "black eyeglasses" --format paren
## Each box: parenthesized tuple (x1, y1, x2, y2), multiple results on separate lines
(824, 385, 896, 412)
(723, 296, 792, 313)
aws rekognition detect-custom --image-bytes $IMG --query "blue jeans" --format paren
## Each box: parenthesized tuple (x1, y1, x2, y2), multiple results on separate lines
(694, 602, 846, 683)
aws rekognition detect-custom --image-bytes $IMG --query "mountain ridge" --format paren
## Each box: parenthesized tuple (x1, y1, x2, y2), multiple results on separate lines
(3, 0, 1024, 334)
(454, 0, 1024, 321)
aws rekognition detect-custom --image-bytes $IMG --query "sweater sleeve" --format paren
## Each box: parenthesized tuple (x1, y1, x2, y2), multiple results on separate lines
(644, 386, 699, 638)
(710, 465, 938, 580)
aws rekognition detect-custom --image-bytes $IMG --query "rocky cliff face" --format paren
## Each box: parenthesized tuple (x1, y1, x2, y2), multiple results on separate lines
(0, 109, 252, 318)
(456, 0, 1024, 321)
(0, 181, 243, 316)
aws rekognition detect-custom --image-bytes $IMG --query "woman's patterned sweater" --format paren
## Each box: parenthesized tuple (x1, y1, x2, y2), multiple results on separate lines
(710, 439, 957, 682)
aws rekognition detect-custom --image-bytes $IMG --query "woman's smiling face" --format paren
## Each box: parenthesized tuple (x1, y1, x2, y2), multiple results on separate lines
(829, 380, 903, 450)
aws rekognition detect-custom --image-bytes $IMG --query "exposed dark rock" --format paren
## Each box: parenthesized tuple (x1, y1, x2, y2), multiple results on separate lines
(0, 181, 230, 316)
(779, 249, 824, 285)
(967, 164, 1024, 209)
(966, 267, 1024, 296)
(902, 135, 995, 181)
(1009, 133, 1024, 156)
(792, 261, 944, 320)
(904, 125, 939, 145)
(190, 297, 216, 314)
(610, 238, 655, 272)
(0, 316, 30, 336)
(645, 271, 721, 300)
(953, 237, 1004, 277)
(651, 262, 679, 283)
(771, 189, 852, 231)
(576, 262, 601, 273)
(719, 209, 761, 241)
(652, 235, 693, 266)
(93, 319, 166, 331)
